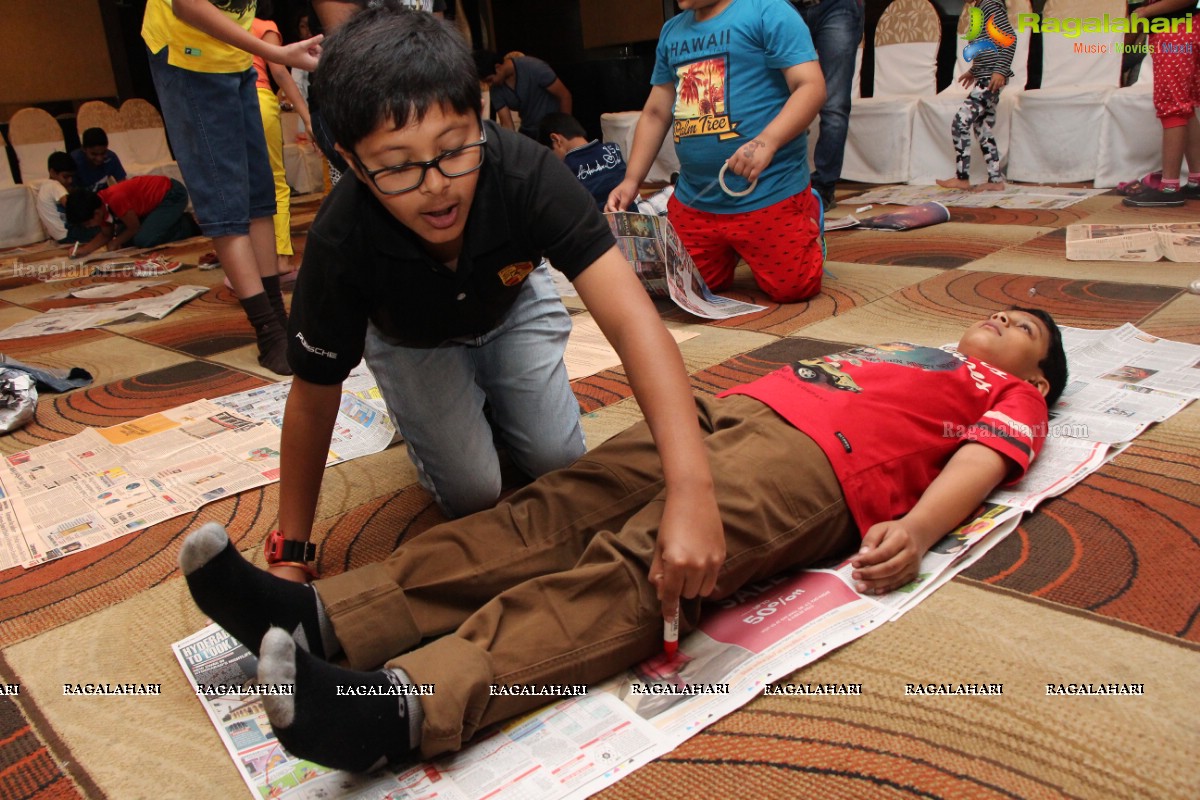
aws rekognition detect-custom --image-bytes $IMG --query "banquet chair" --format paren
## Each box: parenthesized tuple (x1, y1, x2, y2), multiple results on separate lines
(0, 128, 45, 248)
(908, 0, 1031, 185)
(1095, 55, 1166, 188)
(8, 107, 66, 183)
(116, 99, 183, 183)
(281, 111, 327, 195)
(75, 100, 123, 148)
(840, 0, 941, 184)
(600, 110, 680, 184)
(1006, 0, 1125, 183)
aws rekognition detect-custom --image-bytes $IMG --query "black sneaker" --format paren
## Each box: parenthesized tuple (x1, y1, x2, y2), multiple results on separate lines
(1122, 187, 1186, 207)
(812, 183, 835, 211)
(1182, 182, 1200, 200)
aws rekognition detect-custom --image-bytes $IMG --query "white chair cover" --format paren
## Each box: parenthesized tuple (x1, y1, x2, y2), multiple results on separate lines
(120, 128, 174, 169)
(0, 130, 48, 247)
(908, 0, 1031, 185)
(281, 111, 327, 194)
(1006, 0, 1125, 183)
(1095, 57, 1173, 188)
(842, 41, 939, 184)
(283, 145, 326, 194)
(12, 141, 61, 183)
(600, 110, 680, 184)
(0, 186, 45, 248)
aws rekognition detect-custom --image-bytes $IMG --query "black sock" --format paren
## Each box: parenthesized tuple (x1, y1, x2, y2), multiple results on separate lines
(261, 274, 288, 330)
(238, 291, 292, 375)
(258, 628, 414, 772)
(180, 522, 330, 657)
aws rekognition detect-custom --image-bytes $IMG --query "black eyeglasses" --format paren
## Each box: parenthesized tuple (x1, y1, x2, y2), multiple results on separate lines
(352, 126, 488, 195)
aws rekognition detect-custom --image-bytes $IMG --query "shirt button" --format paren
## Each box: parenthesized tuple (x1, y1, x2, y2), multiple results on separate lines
(456, 293, 467, 301)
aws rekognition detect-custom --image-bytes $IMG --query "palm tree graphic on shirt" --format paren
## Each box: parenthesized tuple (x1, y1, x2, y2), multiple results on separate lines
(673, 57, 739, 142)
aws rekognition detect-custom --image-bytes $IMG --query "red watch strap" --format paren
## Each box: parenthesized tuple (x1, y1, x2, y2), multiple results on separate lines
(264, 530, 316, 564)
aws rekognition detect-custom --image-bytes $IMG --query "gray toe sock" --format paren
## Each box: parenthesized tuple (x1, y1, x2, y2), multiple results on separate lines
(258, 628, 415, 772)
(180, 522, 335, 658)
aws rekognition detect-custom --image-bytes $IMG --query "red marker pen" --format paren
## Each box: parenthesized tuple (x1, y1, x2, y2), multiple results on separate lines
(663, 613, 679, 657)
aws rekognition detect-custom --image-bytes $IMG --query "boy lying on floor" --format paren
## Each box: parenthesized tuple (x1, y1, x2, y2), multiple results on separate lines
(181, 307, 1068, 772)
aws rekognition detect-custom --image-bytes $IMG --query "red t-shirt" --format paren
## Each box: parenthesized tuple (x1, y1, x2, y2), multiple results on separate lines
(98, 175, 172, 221)
(720, 343, 1048, 535)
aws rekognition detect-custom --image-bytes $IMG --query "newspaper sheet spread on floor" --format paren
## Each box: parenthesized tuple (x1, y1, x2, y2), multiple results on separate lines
(0, 285, 208, 340)
(172, 324, 1200, 800)
(0, 315, 699, 571)
(843, 184, 1107, 210)
(605, 212, 767, 319)
(1065, 222, 1200, 262)
(0, 364, 392, 570)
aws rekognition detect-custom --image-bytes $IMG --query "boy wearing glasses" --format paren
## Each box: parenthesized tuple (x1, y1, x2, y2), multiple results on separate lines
(272, 2, 722, 614)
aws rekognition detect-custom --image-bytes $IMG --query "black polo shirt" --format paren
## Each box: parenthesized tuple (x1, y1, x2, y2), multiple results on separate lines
(288, 121, 615, 385)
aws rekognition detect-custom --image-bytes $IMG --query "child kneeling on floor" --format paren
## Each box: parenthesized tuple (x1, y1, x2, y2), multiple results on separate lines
(63, 175, 197, 256)
(181, 306, 1067, 771)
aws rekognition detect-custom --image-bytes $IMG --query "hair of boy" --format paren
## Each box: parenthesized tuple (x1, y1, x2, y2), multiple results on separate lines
(537, 112, 586, 148)
(80, 128, 108, 149)
(63, 188, 102, 225)
(472, 49, 501, 80)
(47, 151, 76, 175)
(1010, 306, 1068, 407)
(313, 0, 482, 153)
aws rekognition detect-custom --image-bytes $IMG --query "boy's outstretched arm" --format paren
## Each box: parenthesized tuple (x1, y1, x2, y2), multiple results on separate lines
(171, 0, 323, 71)
(851, 442, 1008, 594)
(725, 61, 825, 183)
(572, 246, 724, 619)
(273, 378, 344, 582)
(605, 83, 675, 212)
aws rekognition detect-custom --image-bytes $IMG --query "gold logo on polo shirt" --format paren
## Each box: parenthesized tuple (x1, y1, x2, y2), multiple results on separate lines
(498, 261, 535, 286)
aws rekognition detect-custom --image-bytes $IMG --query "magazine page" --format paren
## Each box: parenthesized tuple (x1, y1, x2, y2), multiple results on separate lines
(605, 212, 766, 320)
(856, 201, 950, 231)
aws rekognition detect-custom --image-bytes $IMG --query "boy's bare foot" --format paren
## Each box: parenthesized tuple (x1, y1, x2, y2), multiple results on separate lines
(977, 181, 1007, 192)
(936, 177, 972, 190)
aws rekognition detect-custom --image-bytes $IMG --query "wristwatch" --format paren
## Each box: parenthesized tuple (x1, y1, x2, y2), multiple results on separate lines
(263, 529, 317, 577)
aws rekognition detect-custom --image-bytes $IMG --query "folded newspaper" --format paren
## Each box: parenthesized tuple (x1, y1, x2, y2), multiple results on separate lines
(1066, 223, 1200, 263)
(605, 212, 766, 320)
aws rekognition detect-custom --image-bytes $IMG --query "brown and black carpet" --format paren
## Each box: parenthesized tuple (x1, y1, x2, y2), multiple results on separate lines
(0, 186, 1196, 800)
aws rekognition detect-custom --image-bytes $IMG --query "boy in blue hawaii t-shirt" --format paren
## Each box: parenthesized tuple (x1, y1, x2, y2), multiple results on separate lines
(607, 0, 826, 303)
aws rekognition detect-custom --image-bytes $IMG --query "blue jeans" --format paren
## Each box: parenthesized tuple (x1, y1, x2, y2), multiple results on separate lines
(797, 0, 864, 198)
(364, 264, 585, 518)
(146, 46, 276, 237)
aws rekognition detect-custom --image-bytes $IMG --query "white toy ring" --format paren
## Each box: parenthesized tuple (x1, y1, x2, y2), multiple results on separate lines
(718, 161, 757, 197)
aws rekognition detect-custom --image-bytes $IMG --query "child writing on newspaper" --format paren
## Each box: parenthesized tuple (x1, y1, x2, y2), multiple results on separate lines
(181, 306, 1067, 771)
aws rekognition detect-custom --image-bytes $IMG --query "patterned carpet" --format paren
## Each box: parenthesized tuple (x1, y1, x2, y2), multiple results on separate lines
(1, 184, 1197, 799)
